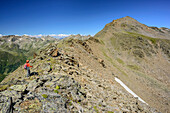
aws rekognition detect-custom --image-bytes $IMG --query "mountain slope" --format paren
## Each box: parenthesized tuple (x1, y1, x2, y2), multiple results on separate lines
(94, 16, 170, 112)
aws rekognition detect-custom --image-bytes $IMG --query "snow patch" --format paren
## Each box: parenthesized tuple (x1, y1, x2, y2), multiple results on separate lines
(115, 77, 148, 105)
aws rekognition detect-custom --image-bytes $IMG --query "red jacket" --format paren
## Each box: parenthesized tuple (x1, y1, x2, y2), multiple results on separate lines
(26, 63, 32, 67)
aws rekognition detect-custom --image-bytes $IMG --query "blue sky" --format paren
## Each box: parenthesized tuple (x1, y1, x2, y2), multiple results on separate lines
(0, 0, 170, 36)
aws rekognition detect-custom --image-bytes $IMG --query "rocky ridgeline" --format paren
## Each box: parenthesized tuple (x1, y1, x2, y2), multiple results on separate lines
(0, 38, 158, 113)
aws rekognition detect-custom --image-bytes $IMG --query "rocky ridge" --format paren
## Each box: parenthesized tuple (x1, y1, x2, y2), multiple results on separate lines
(0, 37, 158, 112)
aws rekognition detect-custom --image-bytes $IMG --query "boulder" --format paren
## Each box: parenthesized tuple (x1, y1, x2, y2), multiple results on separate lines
(9, 85, 26, 92)
(44, 81, 56, 87)
(27, 79, 43, 92)
(0, 85, 9, 91)
(50, 49, 61, 57)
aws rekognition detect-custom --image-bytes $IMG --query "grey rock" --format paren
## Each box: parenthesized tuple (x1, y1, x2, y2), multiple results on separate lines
(39, 93, 68, 113)
(44, 81, 56, 87)
(13, 99, 22, 111)
(43, 71, 49, 75)
(72, 101, 84, 112)
(53, 64, 62, 71)
(121, 107, 130, 112)
(40, 75, 52, 81)
(43, 63, 51, 72)
(0, 90, 22, 103)
(47, 58, 51, 61)
(27, 79, 43, 92)
(51, 76, 61, 82)
(9, 85, 26, 92)
(1, 97, 13, 113)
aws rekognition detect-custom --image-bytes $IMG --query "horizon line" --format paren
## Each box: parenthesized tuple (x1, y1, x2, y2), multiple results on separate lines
(0, 34, 93, 38)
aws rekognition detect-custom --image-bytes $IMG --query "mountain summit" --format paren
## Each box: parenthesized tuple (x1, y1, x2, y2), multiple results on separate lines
(100, 16, 170, 39)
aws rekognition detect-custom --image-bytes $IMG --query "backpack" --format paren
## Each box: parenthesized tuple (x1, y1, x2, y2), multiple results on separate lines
(24, 63, 27, 69)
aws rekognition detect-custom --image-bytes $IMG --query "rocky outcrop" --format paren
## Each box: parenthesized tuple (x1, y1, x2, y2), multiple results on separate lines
(0, 73, 157, 112)
(0, 97, 13, 113)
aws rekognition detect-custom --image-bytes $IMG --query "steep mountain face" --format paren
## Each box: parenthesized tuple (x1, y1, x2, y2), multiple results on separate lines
(94, 16, 170, 112)
(0, 17, 169, 112)
(0, 35, 59, 82)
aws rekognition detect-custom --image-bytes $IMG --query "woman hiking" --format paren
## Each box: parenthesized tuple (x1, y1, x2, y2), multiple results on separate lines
(24, 60, 33, 77)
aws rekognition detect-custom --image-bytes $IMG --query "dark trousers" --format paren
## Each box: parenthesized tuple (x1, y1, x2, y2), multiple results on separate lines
(27, 69, 30, 77)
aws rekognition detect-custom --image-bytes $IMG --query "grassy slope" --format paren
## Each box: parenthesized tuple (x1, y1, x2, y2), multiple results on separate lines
(0, 49, 27, 82)
(94, 30, 170, 112)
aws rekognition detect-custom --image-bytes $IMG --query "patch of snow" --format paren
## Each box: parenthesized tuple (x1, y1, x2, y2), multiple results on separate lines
(115, 77, 148, 105)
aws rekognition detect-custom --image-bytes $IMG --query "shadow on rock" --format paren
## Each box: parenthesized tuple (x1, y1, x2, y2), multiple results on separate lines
(30, 72, 39, 76)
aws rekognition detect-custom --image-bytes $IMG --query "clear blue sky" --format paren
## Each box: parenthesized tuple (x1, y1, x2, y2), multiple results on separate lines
(0, 0, 170, 36)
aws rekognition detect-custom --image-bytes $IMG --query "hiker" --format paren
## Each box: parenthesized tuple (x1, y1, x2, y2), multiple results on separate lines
(24, 60, 33, 77)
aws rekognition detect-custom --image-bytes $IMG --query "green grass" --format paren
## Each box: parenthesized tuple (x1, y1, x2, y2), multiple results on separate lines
(0, 84, 9, 91)
(110, 37, 117, 48)
(42, 94, 48, 98)
(108, 112, 114, 113)
(99, 39, 105, 45)
(68, 102, 72, 106)
(93, 106, 99, 113)
(101, 49, 128, 76)
(134, 71, 169, 92)
(127, 32, 158, 44)
(0, 50, 27, 81)
(116, 58, 124, 64)
(55, 85, 60, 89)
(127, 65, 140, 70)
(54, 89, 59, 93)
(0, 74, 7, 82)
(45, 85, 50, 87)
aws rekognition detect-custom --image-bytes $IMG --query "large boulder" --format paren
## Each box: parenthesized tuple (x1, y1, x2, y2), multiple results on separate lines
(27, 79, 43, 92)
